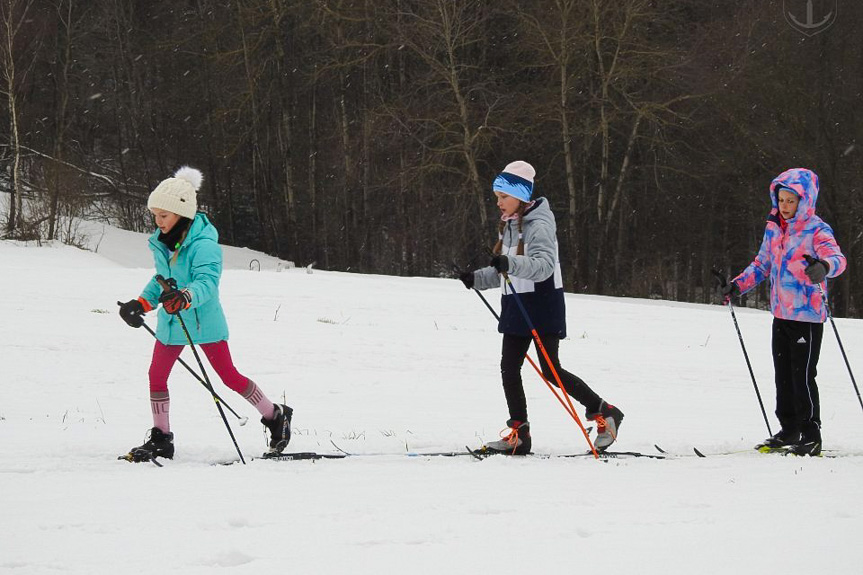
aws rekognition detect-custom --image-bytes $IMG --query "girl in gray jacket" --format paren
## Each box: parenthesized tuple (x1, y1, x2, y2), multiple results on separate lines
(460, 161, 623, 455)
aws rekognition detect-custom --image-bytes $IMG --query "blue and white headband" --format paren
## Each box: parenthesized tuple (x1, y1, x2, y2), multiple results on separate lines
(493, 161, 536, 202)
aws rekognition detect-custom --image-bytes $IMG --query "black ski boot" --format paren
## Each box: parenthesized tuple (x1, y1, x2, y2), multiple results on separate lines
(755, 429, 800, 451)
(586, 400, 624, 451)
(263, 404, 293, 453)
(123, 427, 174, 462)
(786, 429, 822, 456)
(786, 439, 822, 456)
(480, 420, 531, 455)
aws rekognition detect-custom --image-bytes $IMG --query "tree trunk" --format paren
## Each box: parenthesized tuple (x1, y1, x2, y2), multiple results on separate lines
(558, 4, 580, 290)
(438, 1, 487, 233)
(338, 70, 353, 267)
(360, 5, 372, 272)
(608, 113, 642, 283)
(1, 0, 32, 236)
(235, 0, 270, 252)
(308, 64, 319, 266)
(268, 0, 298, 256)
(48, 0, 74, 240)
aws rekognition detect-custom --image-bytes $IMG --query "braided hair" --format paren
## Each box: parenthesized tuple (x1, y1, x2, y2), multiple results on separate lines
(492, 203, 527, 256)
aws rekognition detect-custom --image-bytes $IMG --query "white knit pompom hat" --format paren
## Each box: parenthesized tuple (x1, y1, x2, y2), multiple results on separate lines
(147, 166, 203, 219)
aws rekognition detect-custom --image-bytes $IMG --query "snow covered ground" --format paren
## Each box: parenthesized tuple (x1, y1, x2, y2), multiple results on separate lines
(2, 227, 862, 574)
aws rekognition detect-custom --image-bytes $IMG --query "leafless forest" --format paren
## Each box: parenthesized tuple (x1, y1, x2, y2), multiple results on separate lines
(2, 1, 860, 315)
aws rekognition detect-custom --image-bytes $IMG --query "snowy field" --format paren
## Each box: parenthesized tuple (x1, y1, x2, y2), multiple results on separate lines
(2, 228, 862, 575)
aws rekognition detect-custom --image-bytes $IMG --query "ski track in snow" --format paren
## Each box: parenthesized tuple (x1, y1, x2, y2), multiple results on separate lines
(1, 231, 862, 574)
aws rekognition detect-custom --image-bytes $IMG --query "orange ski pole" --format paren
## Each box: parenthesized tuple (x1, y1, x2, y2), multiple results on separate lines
(470, 287, 580, 423)
(500, 272, 598, 458)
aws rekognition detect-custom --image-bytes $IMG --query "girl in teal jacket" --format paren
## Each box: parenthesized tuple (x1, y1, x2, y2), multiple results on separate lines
(118, 167, 292, 462)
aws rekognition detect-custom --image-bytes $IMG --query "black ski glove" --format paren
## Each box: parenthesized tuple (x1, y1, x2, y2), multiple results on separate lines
(459, 271, 475, 290)
(119, 299, 145, 328)
(720, 281, 740, 303)
(490, 255, 509, 274)
(159, 288, 192, 315)
(804, 255, 829, 283)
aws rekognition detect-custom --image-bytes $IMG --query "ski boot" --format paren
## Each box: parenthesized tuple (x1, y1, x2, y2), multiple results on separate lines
(263, 404, 293, 454)
(121, 427, 174, 462)
(786, 438, 822, 457)
(479, 420, 531, 455)
(755, 429, 800, 453)
(586, 400, 624, 451)
(786, 429, 822, 457)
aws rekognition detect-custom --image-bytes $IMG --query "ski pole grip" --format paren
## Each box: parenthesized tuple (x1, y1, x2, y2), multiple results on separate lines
(154, 275, 177, 292)
(710, 268, 727, 288)
(803, 255, 827, 298)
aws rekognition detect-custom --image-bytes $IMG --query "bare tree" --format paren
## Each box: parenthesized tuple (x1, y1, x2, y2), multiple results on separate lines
(2, 1, 859, 315)
(0, 0, 38, 237)
(391, 0, 500, 235)
(582, 0, 697, 292)
(46, 0, 83, 240)
(517, 0, 591, 289)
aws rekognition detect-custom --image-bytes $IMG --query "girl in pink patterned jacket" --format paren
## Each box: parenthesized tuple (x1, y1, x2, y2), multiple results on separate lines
(724, 168, 846, 456)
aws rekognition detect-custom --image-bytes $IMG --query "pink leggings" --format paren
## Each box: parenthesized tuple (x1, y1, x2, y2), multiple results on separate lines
(149, 340, 248, 393)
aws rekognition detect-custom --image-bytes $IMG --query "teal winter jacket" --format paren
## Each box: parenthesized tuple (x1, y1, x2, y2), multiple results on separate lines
(140, 213, 230, 345)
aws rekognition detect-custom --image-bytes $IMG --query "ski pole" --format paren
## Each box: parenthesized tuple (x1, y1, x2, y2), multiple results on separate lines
(117, 301, 249, 426)
(469, 286, 580, 423)
(803, 256, 863, 414)
(155, 276, 246, 464)
(712, 269, 773, 436)
(499, 271, 598, 458)
(454, 262, 581, 423)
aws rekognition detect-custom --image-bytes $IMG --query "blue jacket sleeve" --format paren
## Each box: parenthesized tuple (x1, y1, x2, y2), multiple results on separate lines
(140, 276, 162, 308)
(733, 228, 772, 294)
(814, 224, 846, 279)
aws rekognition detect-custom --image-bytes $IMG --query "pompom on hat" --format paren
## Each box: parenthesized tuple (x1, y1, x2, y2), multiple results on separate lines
(147, 166, 203, 219)
(492, 160, 536, 203)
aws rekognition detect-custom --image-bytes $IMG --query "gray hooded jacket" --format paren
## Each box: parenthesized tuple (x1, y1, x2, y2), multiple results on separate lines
(474, 198, 566, 337)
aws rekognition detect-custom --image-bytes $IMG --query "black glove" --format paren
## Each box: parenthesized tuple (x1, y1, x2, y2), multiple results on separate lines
(459, 271, 474, 289)
(804, 255, 829, 283)
(119, 299, 145, 328)
(159, 288, 192, 315)
(720, 281, 740, 302)
(490, 255, 509, 273)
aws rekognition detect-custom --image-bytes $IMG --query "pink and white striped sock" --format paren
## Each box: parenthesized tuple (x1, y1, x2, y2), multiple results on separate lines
(150, 391, 170, 433)
(242, 380, 276, 421)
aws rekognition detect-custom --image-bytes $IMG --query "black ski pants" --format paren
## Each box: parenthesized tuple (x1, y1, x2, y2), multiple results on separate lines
(500, 333, 602, 423)
(771, 318, 824, 441)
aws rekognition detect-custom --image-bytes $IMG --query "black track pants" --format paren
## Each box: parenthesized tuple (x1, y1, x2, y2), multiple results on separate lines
(771, 318, 824, 440)
(500, 334, 602, 423)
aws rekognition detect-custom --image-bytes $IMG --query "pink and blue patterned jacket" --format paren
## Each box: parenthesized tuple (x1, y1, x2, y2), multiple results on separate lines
(733, 168, 846, 323)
